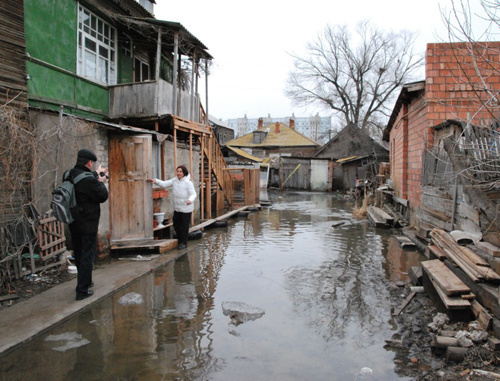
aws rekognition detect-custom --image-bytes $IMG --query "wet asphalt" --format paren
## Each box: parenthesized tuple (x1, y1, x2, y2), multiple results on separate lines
(0, 241, 183, 356)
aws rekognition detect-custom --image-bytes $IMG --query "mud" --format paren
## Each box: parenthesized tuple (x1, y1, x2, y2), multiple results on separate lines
(387, 283, 500, 380)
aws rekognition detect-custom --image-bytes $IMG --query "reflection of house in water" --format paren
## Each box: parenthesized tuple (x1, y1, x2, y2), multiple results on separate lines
(384, 236, 427, 283)
(88, 233, 230, 377)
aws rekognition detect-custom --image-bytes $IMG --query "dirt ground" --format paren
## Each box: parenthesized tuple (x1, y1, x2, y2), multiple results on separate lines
(1, 260, 500, 380)
(387, 282, 500, 380)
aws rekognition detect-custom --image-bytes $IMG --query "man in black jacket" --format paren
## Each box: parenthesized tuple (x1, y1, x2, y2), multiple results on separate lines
(68, 149, 109, 301)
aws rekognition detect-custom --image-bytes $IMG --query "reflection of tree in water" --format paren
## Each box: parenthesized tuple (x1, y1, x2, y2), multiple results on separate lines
(284, 226, 392, 344)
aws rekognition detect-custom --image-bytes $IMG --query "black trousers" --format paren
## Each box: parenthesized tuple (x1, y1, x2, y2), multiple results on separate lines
(173, 211, 191, 245)
(70, 226, 96, 296)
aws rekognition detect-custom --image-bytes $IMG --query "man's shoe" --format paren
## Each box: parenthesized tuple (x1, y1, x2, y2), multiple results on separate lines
(76, 290, 94, 301)
(177, 243, 186, 250)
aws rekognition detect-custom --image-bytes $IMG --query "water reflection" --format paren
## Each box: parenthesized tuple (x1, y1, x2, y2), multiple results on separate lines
(0, 191, 424, 381)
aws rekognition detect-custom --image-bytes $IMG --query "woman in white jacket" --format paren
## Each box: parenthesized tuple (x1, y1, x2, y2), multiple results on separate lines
(148, 165, 197, 250)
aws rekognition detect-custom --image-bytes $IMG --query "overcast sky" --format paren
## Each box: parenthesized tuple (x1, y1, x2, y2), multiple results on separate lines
(155, 0, 482, 123)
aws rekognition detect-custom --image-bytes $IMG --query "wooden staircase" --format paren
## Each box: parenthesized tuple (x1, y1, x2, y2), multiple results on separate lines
(172, 115, 233, 220)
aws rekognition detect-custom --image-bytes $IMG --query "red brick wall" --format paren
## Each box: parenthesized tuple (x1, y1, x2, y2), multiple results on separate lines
(389, 42, 500, 225)
(426, 42, 500, 123)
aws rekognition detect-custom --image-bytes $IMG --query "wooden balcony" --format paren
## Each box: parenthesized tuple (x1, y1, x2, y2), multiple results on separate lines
(109, 79, 202, 122)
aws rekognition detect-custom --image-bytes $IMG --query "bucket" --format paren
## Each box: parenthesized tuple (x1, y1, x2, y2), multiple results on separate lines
(68, 265, 77, 274)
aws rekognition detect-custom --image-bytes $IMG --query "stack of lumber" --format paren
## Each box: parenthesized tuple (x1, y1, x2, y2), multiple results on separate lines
(430, 229, 500, 284)
(422, 259, 472, 311)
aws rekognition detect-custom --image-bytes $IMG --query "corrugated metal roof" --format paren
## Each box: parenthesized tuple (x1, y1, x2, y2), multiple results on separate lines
(227, 147, 263, 162)
(226, 123, 319, 148)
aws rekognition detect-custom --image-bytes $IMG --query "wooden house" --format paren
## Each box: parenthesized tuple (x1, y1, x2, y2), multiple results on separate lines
(208, 115, 235, 146)
(224, 119, 330, 191)
(0, 0, 30, 228)
(383, 42, 500, 227)
(314, 124, 389, 192)
(1, 0, 235, 261)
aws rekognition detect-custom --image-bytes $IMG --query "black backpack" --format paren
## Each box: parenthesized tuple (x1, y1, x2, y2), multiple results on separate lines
(51, 170, 94, 224)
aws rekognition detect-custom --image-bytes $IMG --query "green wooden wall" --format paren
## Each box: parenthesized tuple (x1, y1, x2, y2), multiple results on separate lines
(24, 0, 109, 118)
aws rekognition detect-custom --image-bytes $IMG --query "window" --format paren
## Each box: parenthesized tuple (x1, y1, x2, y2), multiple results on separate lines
(77, 6, 116, 85)
(152, 142, 162, 181)
(134, 58, 150, 82)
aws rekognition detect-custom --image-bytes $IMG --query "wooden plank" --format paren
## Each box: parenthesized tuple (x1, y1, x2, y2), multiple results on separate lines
(422, 260, 471, 296)
(111, 239, 177, 254)
(394, 236, 416, 249)
(0, 294, 19, 302)
(428, 244, 447, 260)
(392, 291, 416, 316)
(432, 278, 472, 309)
(471, 299, 493, 330)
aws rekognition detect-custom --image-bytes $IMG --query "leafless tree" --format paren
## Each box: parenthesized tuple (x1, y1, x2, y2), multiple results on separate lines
(285, 21, 423, 133)
(440, 0, 500, 122)
(423, 1, 500, 232)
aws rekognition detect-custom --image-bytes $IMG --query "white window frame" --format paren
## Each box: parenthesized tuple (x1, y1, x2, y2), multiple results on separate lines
(77, 5, 117, 85)
(134, 57, 150, 82)
(152, 141, 162, 181)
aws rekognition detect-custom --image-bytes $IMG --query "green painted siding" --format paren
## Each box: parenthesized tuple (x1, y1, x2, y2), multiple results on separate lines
(24, 0, 109, 117)
(24, 0, 77, 71)
(119, 51, 133, 84)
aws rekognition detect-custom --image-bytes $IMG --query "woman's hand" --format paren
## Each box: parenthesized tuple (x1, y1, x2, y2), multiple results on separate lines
(186, 200, 191, 205)
(147, 178, 156, 184)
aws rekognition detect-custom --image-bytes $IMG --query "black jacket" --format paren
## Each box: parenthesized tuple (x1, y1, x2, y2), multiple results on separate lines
(68, 164, 109, 233)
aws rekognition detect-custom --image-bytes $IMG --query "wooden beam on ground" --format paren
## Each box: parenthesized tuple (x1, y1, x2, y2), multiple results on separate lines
(111, 239, 177, 255)
(422, 259, 471, 296)
(392, 290, 417, 316)
(471, 299, 493, 330)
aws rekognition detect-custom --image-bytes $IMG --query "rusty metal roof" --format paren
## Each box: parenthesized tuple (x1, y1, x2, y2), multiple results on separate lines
(226, 123, 319, 148)
(227, 147, 263, 162)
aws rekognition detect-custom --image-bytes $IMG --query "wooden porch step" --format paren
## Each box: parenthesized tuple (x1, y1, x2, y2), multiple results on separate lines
(111, 239, 177, 255)
(367, 206, 394, 228)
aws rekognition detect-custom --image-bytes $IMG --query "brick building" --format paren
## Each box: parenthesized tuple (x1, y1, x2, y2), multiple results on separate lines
(383, 42, 500, 225)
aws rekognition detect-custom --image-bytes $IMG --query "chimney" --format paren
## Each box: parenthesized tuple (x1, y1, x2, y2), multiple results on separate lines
(258, 118, 263, 128)
(275, 122, 280, 134)
(289, 119, 295, 130)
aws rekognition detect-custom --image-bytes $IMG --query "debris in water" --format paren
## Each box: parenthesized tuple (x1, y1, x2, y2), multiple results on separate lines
(222, 301, 265, 326)
(45, 332, 90, 352)
(118, 292, 144, 305)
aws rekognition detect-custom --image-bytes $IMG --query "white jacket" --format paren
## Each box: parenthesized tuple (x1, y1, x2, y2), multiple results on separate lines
(155, 175, 197, 213)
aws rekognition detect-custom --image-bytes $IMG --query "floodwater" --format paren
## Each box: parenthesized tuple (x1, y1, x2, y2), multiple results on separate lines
(1, 191, 427, 381)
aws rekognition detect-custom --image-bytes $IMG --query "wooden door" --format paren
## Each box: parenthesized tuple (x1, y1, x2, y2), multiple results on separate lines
(109, 134, 153, 242)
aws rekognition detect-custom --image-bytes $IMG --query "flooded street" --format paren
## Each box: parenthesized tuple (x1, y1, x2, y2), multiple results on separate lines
(1, 191, 427, 380)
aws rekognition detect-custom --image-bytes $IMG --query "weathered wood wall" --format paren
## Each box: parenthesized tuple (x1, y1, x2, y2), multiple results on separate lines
(109, 79, 201, 122)
(0, 0, 27, 112)
(419, 123, 500, 236)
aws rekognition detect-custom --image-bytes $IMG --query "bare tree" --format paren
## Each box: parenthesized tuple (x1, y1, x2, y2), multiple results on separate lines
(285, 21, 423, 132)
(440, 0, 500, 121)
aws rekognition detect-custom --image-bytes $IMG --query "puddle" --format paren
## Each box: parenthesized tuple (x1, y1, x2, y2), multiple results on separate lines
(0, 191, 424, 380)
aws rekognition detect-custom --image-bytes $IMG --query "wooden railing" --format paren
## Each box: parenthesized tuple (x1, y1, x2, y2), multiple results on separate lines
(172, 116, 233, 220)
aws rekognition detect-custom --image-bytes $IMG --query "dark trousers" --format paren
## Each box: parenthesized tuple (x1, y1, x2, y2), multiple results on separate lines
(70, 226, 96, 296)
(173, 211, 191, 245)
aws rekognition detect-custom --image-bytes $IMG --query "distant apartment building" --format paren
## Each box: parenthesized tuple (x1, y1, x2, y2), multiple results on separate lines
(225, 114, 332, 143)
